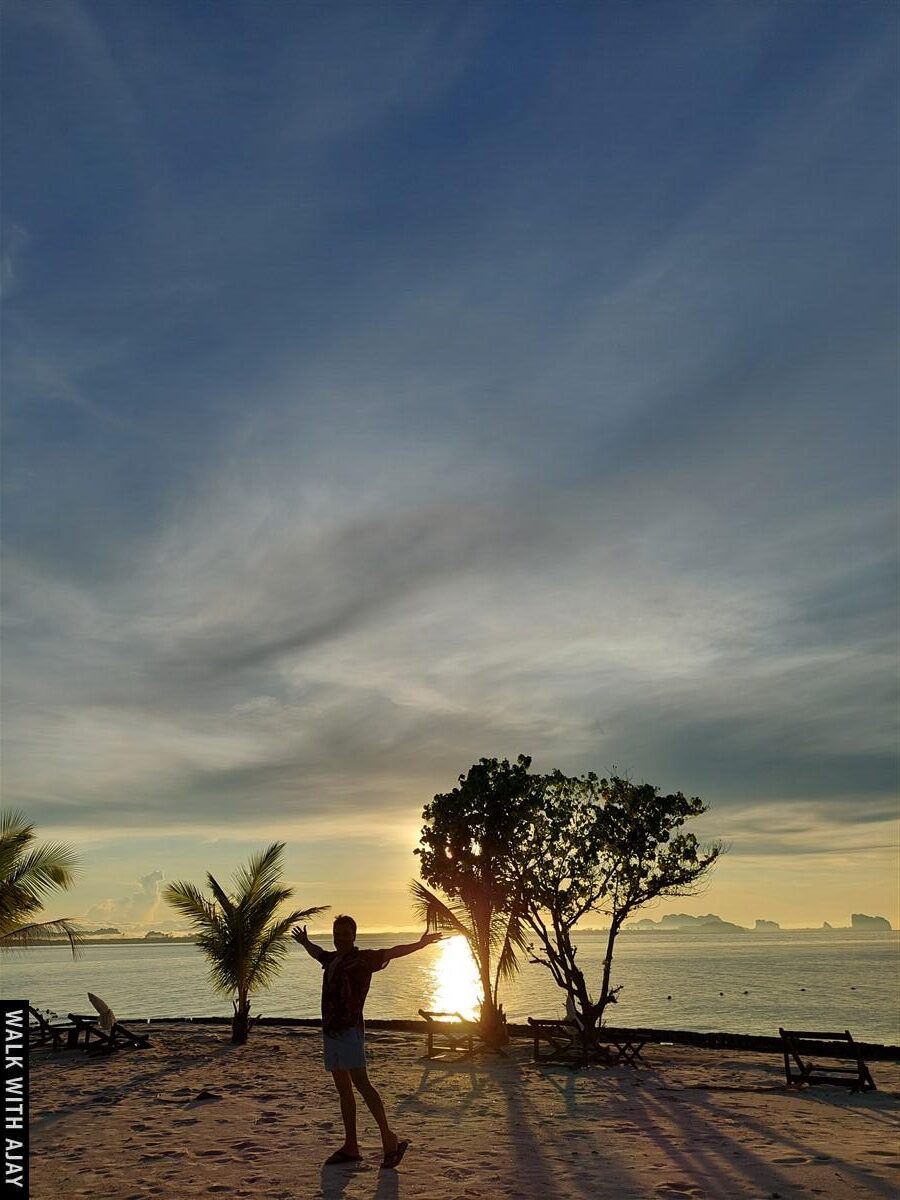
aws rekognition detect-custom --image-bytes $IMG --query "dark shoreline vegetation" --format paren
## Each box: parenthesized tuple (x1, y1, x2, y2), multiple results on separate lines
(122, 1016, 900, 1060)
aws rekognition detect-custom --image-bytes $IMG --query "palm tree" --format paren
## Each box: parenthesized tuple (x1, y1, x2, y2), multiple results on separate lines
(164, 843, 327, 1044)
(0, 809, 83, 954)
(410, 878, 527, 1049)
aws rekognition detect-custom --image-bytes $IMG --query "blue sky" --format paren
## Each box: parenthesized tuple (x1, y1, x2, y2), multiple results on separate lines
(2, 1, 897, 930)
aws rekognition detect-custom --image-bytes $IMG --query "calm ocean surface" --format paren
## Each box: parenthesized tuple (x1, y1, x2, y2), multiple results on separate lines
(6, 930, 898, 1044)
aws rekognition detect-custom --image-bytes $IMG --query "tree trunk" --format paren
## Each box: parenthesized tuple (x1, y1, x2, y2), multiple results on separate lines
(595, 918, 622, 1026)
(232, 995, 251, 1044)
(478, 965, 508, 1050)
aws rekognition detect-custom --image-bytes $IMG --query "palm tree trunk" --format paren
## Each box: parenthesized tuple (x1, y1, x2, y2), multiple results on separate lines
(232, 994, 251, 1044)
(477, 962, 508, 1049)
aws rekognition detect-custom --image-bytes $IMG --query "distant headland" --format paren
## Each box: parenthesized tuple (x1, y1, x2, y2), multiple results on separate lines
(620, 912, 894, 932)
(25, 913, 896, 944)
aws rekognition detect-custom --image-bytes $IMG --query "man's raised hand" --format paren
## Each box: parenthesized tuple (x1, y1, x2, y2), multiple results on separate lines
(292, 925, 310, 946)
(418, 930, 443, 947)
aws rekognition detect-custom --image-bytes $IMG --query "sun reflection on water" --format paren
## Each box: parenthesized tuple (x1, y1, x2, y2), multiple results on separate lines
(427, 935, 481, 1021)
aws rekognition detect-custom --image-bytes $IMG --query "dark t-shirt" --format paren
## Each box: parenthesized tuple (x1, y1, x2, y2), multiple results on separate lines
(318, 947, 389, 1035)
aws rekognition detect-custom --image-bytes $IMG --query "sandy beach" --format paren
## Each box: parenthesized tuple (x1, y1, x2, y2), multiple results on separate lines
(30, 1024, 899, 1200)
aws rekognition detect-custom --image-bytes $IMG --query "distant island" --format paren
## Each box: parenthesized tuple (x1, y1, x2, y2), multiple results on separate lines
(623, 912, 894, 933)
(851, 913, 892, 930)
(25, 912, 895, 945)
(628, 913, 746, 932)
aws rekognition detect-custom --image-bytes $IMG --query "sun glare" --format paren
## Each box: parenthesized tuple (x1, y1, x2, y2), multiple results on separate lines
(427, 935, 481, 1021)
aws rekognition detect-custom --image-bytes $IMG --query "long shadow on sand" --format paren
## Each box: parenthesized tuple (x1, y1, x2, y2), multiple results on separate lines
(624, 1063, 898, 1198)
(29, 1037, 240, 1133)
(403, 1049, 646, 1200)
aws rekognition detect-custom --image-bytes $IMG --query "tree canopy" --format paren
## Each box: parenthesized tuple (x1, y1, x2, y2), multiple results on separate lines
(515, 772, 723, 1041)
(413, 755, 538, 1046)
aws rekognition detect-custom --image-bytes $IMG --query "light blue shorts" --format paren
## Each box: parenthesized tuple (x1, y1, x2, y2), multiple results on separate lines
(323, 1025, 366, 1072)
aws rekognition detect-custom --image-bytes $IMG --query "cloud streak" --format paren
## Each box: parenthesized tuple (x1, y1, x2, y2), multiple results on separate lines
(1, 2, 896, 924)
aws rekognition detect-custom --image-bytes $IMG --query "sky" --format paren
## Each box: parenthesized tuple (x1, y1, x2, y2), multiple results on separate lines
(2, 1, 898, 933)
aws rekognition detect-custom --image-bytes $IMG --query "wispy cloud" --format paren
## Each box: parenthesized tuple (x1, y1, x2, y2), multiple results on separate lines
(2, 2, 896, 924)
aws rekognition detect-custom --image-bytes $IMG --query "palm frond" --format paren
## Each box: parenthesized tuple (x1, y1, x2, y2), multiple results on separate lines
(163, 881, 221, 931)
(3, 844, 79, 896)
(409, 881, 471, 939)
(205, 873, 235, 916)
(0, 810, 34, 869)
(233, 842, 285, 904)
(491, 908, 529, 993)
(0, 917, 84, 956)
(244, 911, 305, 991)
(0, 811, 80, 948)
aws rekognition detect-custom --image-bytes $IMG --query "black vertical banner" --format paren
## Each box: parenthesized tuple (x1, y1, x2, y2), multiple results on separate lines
(2, 1001, 28, 1198)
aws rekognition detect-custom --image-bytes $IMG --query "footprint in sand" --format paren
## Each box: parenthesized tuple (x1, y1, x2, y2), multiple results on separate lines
(655, 1186, 705, 1197)
(771, 1155, 810, 1165)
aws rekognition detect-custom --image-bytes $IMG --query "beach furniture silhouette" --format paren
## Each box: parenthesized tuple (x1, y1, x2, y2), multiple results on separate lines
(88, 992, 115, 1032)
(418, 1009, 487, 1059)
(779, 1028, 876, 1093)
(67, 994, 151, 1055)
(528, 1016, 592, 1066)
(28, 1006, 79, 1051)
(528, 1017, 647, 1067)
(605, 1034, 647, 1066)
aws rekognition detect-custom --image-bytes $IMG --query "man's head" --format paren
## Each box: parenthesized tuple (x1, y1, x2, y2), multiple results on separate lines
(332, 914, 357, 952)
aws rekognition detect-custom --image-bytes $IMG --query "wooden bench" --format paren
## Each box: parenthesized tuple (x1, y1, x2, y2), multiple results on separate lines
(528, 1018, 647, 1068)
(779, 1028, 876, 1093)
(418, 1010, 484, 1060)
(528, 1017, 592, 1066)
(68, 1013, 152, 1056)
(28, 1006, 80, 1052)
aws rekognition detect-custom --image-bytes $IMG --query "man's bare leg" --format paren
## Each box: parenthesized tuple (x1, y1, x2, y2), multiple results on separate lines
(331, 1070, 360, 1155)
(348, 1068, 398, 1155)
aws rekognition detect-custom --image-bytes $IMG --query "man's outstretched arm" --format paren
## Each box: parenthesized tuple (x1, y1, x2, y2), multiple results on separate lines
(383, 930, 443, 961)
(292, 924, 327, 961)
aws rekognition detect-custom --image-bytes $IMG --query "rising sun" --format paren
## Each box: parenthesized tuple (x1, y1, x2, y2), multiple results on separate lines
(426, 935, 481, 1021)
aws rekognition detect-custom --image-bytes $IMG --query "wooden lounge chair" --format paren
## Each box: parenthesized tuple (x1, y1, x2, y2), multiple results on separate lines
(529, 1018, 647, 1068)
(67, 1012, 151, 1056)
(28, 1006, 79, 1052)
(779, 1028, 876, 1093)
(418, 1010, 484, 1060)
(529, 1017, 599, 1067)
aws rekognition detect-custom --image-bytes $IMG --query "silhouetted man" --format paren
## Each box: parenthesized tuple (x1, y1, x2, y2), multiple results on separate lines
(293, 914, 442, 1169)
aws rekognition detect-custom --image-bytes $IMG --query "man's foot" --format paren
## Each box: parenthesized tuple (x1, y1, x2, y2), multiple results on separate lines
(324, 1148, 362, 1165)
(381, 1139, 409, 1169)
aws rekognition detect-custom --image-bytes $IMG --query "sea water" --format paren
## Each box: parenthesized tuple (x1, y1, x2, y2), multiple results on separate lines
(6, 929, 898, 1044)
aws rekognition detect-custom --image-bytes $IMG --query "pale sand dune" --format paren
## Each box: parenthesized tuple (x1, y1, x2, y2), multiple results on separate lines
(30, 1026, 900, 1199)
